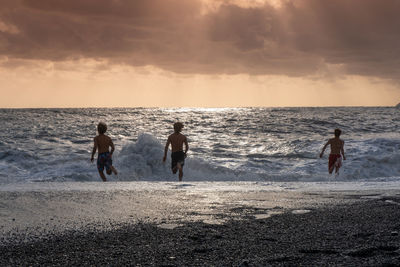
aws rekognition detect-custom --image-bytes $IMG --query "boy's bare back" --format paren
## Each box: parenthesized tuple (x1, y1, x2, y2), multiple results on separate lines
(94, 135, 114, 154)
(328, 137, 344, 155)
(163, 122, 189, 181)
(167, 133, 187, 152)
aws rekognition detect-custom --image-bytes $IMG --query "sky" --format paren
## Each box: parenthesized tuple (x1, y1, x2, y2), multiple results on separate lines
(0, 0, 399, 108)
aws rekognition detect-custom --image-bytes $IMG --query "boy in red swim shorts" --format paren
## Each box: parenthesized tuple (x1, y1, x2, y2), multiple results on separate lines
(320, 129, 346, 175)
(91, 122, 118, 181)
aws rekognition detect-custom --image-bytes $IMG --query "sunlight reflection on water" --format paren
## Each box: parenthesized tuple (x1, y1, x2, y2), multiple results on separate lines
(0, 107, 399, 182)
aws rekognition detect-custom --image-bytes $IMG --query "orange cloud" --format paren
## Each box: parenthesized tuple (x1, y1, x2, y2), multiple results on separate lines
(0, 0, 400, 81)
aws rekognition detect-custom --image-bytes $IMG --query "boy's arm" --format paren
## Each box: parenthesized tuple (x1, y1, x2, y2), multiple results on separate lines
(163, 137, 171, 162)
(320, 140, 330, 158)
(184, 136, 189, 155)
(341, 140, 346, 160)
(91, 137, 97, 162)
(109, 138, 115, 155)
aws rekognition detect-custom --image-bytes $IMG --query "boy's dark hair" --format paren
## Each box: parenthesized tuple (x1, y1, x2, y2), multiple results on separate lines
(174, 122, 184, 133)
(98, 122, 107, 134)
(334, 128, 341, 137)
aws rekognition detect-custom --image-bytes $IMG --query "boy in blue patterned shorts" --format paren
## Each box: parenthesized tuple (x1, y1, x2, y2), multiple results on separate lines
(91, 122, 118, 181)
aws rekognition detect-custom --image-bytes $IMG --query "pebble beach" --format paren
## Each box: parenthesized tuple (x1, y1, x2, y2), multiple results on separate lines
(1, 182, 400, 266)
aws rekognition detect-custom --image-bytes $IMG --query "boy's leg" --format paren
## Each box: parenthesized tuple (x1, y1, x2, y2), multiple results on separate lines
(98, 170, 107, 182)
(172, 166, 178, 174)
(335, 165, 340, 175)
(110, 166, 118, 175)
(328, 158, 333, 174)
(97, 154, 109, 181)
(177, 163, 183, 181)
(105, 157, 117, 175)
(171, 157, 177, 174)
(328, 155, 337, 174)
(105, 166, 117, 175)
(329, 164, 334, 174)
(334, 157, 342, 175)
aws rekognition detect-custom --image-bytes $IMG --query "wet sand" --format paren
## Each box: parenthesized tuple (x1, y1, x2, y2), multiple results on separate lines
(1, 182, 400, 266)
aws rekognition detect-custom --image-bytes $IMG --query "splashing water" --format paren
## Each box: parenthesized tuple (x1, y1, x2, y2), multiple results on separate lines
(0, 107, 398, 183)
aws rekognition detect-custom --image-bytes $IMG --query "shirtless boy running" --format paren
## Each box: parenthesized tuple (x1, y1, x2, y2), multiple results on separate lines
(320, 128, 346, 175)
(91, 122, 118, 181)
(163, 122, 189, 181)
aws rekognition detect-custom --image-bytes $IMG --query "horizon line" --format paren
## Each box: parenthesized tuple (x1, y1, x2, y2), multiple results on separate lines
(0, 105, 397, 110)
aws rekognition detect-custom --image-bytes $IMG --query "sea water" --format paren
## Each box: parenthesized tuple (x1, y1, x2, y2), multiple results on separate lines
(0, 107, 399, 184)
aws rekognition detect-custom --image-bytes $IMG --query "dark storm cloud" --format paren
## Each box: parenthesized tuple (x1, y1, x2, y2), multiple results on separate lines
(1, 0, 400, 78)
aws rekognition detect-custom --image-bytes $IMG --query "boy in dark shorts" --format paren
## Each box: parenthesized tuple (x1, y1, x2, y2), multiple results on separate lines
(91, 122, 118, 181)
(163, 122, 189, 181)
(320, 128, 346, 175)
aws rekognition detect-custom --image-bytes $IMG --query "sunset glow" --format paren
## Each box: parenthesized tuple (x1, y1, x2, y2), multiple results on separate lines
(0, 0, 399, 108)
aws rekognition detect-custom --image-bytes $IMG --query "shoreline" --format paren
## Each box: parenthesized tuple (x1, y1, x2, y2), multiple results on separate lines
(1, 182, 400, 265)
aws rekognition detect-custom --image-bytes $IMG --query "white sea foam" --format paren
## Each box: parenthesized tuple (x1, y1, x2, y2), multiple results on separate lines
(0, 107, 398, 183)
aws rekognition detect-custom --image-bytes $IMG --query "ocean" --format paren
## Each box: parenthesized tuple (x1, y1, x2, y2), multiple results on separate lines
(0, 107, 399, 184)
